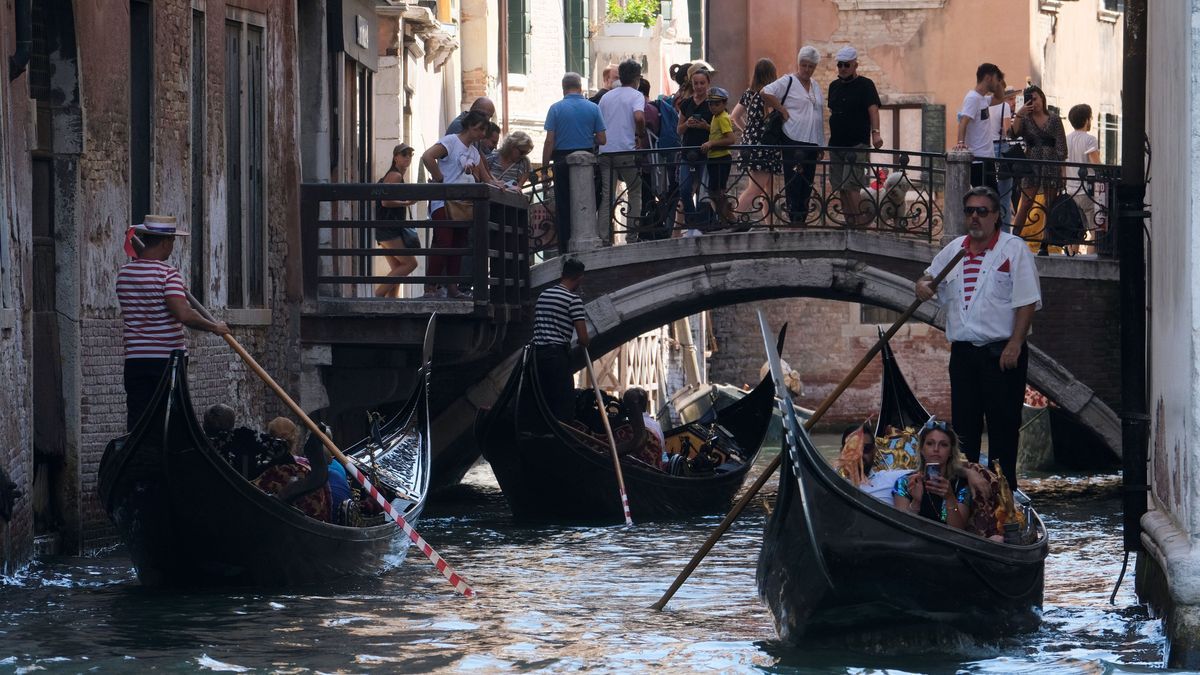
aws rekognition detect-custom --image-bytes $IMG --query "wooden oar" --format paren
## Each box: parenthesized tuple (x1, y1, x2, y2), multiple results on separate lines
(583, 346, 634, 526)
(185, 292, 475, 598)
(651, 248, 968, 610)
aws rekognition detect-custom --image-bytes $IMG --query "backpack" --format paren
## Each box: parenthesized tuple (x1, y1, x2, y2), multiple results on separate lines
(654, 95, 680, 149)
(1046, 193, 1086, 246)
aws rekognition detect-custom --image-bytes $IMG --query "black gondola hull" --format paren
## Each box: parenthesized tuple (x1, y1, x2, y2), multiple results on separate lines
(98, 353, 429, 587)
(478, 348, 776, 522)
(757, 334, 1048, 641)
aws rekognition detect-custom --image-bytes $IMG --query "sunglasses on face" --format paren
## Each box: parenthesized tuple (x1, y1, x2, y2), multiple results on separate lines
(836, 61, 853, 68)
(963, 206, 994, 216)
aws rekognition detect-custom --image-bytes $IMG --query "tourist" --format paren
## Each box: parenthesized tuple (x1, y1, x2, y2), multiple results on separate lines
(915, 186, 1042, 489)
(954, 63, 1005, 190)
(699, 86, 737, 225)
(597, 59, 647, 242)
(325, 445, 352, 523)
(531, 258, 589, 422)
(542, 73, 607, 253)
(637, 78, 660, 146)
(252, 425, 331, 522)
(267, 417, 302, 461)
(117, 215, 229, 431)
(623, 387, 667, 469)
(481, 122, 502, 157)
(759, 46, 825, 224)
(1009, 85, 1068, 254)
(892, 420, 971, 529)
(374, 143, 420, 298)
(826, 45, 882, 228)
(446, 97, 496, 135)
(488, 131, 534, 190)
(1064, 103, 1102, 241)
(202, 404, 236, 439)
(731, 58, 781, 226)
(989, 81, 1018, 228)
(589, 63, 620, 104)
(676, 66, 714, 231)
(837, 422, 910, 504)
(420, 111, 490, 299)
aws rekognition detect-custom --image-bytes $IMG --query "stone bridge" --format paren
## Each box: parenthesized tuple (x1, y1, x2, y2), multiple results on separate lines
(409, 230, 1121, 487)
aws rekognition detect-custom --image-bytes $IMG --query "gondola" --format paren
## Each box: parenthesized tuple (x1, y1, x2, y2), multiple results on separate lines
(757, 327, 1049, 642)
(873, 328, 930, 437)
(671, 382, 813, 450)
(476, 341, 778, 522)
(97, 323, 435, 587)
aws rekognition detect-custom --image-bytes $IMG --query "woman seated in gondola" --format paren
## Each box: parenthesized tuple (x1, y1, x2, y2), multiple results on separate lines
(892, 420, 972, 529)
(251, 418, 331, 522)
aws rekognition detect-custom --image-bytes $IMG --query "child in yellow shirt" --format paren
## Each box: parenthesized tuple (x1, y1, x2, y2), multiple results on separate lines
(700, 87, 738, 225)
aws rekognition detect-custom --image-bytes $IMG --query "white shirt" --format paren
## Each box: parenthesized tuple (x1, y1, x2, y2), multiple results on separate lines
(643, 413, 665, 449)
(430, 133, 481, 213)
(762, 74, 825, 145)
(1064, 130, 1100, 193)
(926, 231, 1043, 345)
(598, 86, 646, 153)
(958, 89, 994, 158)
(863, 469, 911, 504)
(986, 100, 1010, 156)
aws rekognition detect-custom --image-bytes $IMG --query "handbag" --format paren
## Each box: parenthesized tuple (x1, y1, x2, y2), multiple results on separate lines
(760, 76, 794, 146)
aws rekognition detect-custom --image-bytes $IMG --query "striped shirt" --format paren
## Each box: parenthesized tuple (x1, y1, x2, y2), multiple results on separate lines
(959, 229, 999, 309)
(532, 284, 585, 346)
(117, 259, 188, 359)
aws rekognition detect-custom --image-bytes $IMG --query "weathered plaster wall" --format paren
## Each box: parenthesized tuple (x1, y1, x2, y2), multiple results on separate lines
(1033, 0, 1124, 122)
(0, 0, 36, 570)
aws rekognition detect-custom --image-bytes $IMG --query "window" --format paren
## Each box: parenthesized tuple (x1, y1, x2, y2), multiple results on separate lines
(225, 12, 266, 308)
(507, 0, 530, 75)
(564, 0, 589, 76)
(687, 0, 703, 60)
(1100, 112, 1121, 166)
(1102, 0, 1124, 12)
(130, 0, 153, 226)
(860, 304, 905, 326)
(191, 9, 206, 302)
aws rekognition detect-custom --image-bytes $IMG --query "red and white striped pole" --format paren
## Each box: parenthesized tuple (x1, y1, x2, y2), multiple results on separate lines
(341, 459, 475, 598)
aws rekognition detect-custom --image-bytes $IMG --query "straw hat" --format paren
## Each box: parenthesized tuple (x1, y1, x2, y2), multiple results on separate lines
(131, 214, 190, 237)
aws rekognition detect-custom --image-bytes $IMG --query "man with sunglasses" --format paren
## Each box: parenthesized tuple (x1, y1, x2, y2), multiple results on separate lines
(915, 186, 1041, 489)
(827, 46, 882, 228)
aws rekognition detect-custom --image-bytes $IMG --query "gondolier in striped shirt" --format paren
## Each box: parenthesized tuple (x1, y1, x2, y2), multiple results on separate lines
(915, 186, 1041, 490)
(532, 258, 589, 422)
(117, 215, 229, 430)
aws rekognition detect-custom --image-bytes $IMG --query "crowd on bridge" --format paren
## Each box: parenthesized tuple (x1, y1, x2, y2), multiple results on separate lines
(365, 45, 1109, 300)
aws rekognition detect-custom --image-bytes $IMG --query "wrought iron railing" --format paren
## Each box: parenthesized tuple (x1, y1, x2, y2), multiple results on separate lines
(992, 151, 1118, 256)
(598, 146, 946, 242)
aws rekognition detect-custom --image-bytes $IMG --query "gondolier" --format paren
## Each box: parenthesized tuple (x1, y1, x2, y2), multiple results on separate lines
(117, 215, 229, 430)
(532, 258, 589, 422)
(915, 186, 1041, 489)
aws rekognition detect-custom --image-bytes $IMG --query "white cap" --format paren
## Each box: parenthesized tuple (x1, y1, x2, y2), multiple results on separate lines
(836, 46, 858, 62)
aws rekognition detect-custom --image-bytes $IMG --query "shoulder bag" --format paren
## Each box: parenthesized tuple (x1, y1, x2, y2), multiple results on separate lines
(760, 76, 794, 146)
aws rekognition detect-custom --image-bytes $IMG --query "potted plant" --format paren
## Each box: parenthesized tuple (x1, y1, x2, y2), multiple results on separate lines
(603, 0, 659, 37)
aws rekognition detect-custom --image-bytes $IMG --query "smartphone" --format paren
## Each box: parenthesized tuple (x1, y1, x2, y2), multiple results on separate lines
(925, 463, 941, 480)
(691, 113, 703, 120)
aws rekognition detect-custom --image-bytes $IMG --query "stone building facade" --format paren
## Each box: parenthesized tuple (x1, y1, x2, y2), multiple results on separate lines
(0, 0, 423, 570)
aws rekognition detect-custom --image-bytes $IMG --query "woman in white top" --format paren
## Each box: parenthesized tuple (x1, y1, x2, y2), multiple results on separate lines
(420, 111, 491, 298)
(760, 46, 825, 224)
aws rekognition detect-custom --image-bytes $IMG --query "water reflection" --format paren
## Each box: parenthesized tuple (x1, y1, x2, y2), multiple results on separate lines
(0, 447, 1166, 673)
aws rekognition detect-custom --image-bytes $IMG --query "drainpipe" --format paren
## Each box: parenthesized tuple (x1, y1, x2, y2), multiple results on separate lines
(1118, 0, 1148, 553)
(8, 0, 31, 82)
(498, 0, 509, 135)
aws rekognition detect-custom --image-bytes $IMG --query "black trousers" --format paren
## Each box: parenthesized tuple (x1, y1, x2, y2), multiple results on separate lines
(124, 358, 170, 431)
(969, 158, 998, 192)
(949, 341, 1027, 489)
(781, 139, 818, 223)
(534, 344, 575, 422)
(551, 149, 593, 254)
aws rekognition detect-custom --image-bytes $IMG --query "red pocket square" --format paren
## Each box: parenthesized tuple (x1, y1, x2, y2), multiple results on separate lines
(997, 259, 1011, 273)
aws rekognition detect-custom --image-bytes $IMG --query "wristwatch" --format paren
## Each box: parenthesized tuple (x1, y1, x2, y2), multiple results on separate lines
(870, 129, 880, 134)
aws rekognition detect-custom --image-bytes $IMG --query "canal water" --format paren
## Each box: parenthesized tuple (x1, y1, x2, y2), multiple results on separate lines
(0, 442, 1167, 673)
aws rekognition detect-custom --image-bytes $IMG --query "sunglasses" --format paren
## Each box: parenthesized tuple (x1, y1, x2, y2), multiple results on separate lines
(962, 206, 994, 216)
(836, 61, 853, 68)
(707, 99, 726, 105)
(923, 418, 950, 432)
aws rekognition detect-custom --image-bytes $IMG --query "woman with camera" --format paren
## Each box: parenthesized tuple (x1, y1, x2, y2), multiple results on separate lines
(892, 420, 972, 529)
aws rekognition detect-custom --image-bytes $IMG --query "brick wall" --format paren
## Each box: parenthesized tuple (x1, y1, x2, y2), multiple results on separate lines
(708, 298, 952, 430)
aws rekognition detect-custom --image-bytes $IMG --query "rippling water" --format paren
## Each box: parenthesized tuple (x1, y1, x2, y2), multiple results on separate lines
(0, 446, 1167, 673)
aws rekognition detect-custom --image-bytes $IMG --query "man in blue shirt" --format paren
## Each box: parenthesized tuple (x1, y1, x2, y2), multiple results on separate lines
(543, 73, 606, 253)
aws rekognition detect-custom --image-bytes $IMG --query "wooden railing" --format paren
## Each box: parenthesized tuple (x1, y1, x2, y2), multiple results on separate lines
(299, 182, 531, 318)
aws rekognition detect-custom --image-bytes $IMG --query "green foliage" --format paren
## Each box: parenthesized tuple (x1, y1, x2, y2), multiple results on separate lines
(605, 0, 660, 27)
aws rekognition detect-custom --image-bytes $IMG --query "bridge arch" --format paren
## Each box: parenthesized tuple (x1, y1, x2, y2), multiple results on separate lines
(441, 256, 1120, 482)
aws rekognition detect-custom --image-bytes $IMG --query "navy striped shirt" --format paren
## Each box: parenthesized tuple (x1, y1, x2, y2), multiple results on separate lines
(532, 284, 585, 346)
